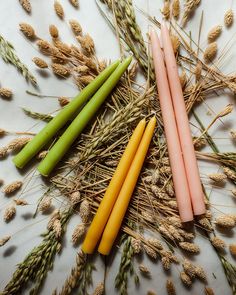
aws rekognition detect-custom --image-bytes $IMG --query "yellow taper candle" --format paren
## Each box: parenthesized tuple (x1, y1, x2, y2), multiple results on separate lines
(98, 117, 156, 255)
(82, 119, 146, 254)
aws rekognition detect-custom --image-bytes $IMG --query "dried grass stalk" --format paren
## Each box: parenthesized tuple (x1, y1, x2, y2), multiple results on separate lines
(0, 147, 8, 158)
(92, 282, 104, 295)
(51, 63, 70, 77)
(7, 137, 31, 151)
(139, 264, 151, 276)
(76, 34, 95, 55)
(205, 287, 215, 295)
(208, 173, 227, 183)
(4, 204, 16, 221)
(3, 181, 23, 195)
(58, 97, 70, 107)
(69, 0, 79, 8)
(166, 279, 176, 295)
(79, 200, 90, 223)
(204, 42, 217, 62)
(32, 57, 48, 69)
(224, 9, 234, 27)
(170, 34, 180, 54)
(207, 25, 222, 43)
(19, 0, 31, 13)
(69, 19, 82, 35)
(0, 235, 11, 247)
(210, 236, 226, 250)
(49, 25, 59, 38)
(71, 223, 86, 244)
(14, 198, 28, 206)
(182, 0, 201, 26)
(215, 215, 235, 228)
(0, 88, 12, 99)
(54, 0, 64, 19)
(229, 244, 236, 257)
(162, 1, 170, 19)
(179, 242, 200, 253)
(19, 23, 36, 39)
(172, 0, 180, 19)
(39, 196, 52, 212)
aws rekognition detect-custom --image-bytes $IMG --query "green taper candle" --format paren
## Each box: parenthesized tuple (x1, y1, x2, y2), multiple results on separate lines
(13, 60, 120, 168)
(38, 56, 132, 176)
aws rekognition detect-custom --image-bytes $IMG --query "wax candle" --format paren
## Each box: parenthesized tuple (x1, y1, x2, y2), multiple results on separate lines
(38, 56, 132, 176)
(161, 23, 206, 216)
(82, 119, 146, 254)
(13, 60, 120, 169)
(98, 117, 156, 255)
(150, 30, 193, 222)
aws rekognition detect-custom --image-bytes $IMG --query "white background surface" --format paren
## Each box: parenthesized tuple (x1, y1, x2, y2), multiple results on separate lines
(0, 0, 235, 294)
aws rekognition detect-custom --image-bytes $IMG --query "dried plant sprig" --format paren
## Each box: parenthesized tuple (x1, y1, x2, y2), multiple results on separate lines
(229, 244, 236, 257)
(172, 0, 180, 19)
(14, 198, 28, 206)
(54, 1, 64, 19)
(92, 282, 104, 295)
(0, 236, 11, 247)
(69, 20, 82, 35)
(53, 219, 62, 239)
(49, 25, 59, 38)
(224, 9, 234, 27)
(22, 107, 53, 122)
(19, 0, 31, 13)
(3, 208, 72, 295)
(131, 237, 142, 254)
(115, 235, 139, 295)
(215, 215, 235, 228)
(71, 223, 86, 244)
(69, 0, 79, 8)
(166, 279, 176, 295)
(76, 34, 95, 55)
(208, 173, 227, 183)
(0, 128, 6, 136)
(223, 166, 236, 181)
(39, 196, 52, 212)
(52, 63, 70, 77)
(179, 242, 200, 253)
(4, 203, 16, 222)
(139, 264, 151, 276)
(205, 287, 215, 295)
(207, 25, 222, 43)
(32, 57, 48, 69)
(0, 35, 37, 84)
(19, 23, 36, 39)
(70, 191, 81, 205)
(204, 42, 218, 63)
(7, 137, 32, 151)
(59, 250, 94, 295)
(100, 0, 154, 81)
(58, 97, 70, 107)
(79, 200, 90, 223)
(182, 0, 201, 27)
(162, 1, 170, 20)
(0, 147, 8, 158)
(210, 236, 226, 250)
(0, 87, 13, 99)
(2, 180, 23, 195)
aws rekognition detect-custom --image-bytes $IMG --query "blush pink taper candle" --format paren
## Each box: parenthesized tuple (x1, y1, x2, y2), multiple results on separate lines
(150, 29, 193, 222)
(161, 23, 206, 216)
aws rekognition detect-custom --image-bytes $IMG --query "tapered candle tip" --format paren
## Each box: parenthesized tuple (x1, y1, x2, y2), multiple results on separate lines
(150, 116, 157, 124)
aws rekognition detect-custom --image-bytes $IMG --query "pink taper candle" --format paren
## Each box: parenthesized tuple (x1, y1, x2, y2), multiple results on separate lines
(150, 29, 193, 222)
(161, 23, 206, 216)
